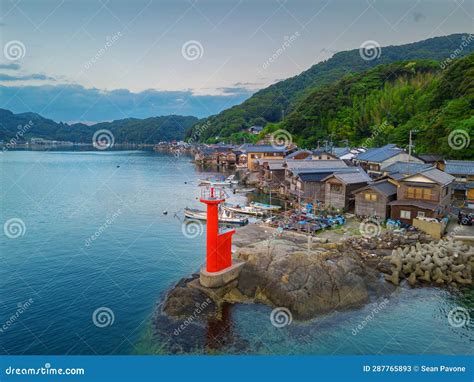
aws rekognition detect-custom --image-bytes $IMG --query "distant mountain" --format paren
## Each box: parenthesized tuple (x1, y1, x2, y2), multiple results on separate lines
(0, 109, 199, 143)
(189, 33, 474, 142)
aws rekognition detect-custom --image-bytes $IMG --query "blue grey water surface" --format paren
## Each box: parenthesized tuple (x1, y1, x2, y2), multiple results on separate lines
(1, 151, 472, 355)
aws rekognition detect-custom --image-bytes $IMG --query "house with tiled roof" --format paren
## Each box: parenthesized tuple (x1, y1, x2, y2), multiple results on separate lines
(353, 144, 424, 177)
(381, 161, 432, 178)
(281, 160, 367, 206)
(388, 167, 455, 224)
(442, 160, 474, 208)
(353, 179, 398, 219)
(321, 168, 373, 209)
(247, 125, 264, 134)
(311, 148, 338, 160)
(239, 144, 291, 171)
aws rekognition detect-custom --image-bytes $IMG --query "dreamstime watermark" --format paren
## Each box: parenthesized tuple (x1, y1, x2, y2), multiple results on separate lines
(270, 129, 293, 150)
(92, 307, 115, 328)
(3, 40, 26, 61)
(181, 219, 204, 239)
(84, 209, 122, 247)
(361, 120, 389, 148)
(448, 307, 470, 328)
(92, 129, 115, 150)
(359, 40, 381, 61)
(440, 34, 474, 70)
(448, 129, 470, 151)
(2, 121, 34, 152)
(181, 40, 204, 61)
(173, 298, 213, 336)
(352, 298, 389, 335)
(359, 218, 382, 238)
(262, 31, 300, 70)
(84, 31, 122, 70)
(0, 298, 34, 334)
(3, 218, 26, 239)
(270, 307, 292, 328)
(187, 120, 211, 144)
(5, 363, 85, 376)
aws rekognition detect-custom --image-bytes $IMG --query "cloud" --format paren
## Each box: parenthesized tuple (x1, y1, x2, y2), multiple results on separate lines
(0, 84, 255, 122)
(0, 73, 56, 81)
(413, 12, 426, 22)
(0, 63, 20, 70)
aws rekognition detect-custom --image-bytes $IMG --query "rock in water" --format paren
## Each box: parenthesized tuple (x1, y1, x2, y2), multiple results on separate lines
(235, 239, 390, 319)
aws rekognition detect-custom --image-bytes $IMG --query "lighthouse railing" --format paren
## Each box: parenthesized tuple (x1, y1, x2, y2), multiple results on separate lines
(200, 186, 226, 201)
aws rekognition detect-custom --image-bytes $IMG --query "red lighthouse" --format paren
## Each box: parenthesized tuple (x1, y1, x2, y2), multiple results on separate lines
(200, 187, 234, 273)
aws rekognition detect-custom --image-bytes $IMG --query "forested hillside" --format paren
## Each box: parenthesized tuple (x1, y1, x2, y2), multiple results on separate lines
(188, 33, 474, 143)
(279, 53, 473, 159)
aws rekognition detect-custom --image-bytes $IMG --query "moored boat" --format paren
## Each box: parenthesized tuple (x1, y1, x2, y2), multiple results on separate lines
(250, 202, 282, 211)
(198, 174, 238, 187)
(223, 203, 266, 216)
(184, 207, 248, 225)
(234, 187, 255, 193)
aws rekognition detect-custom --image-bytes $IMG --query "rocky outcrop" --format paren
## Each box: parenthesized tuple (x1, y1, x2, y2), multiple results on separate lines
(159, 230, 473, 326)
(160, 236, 394, 322)
(234, 239, 391, 319)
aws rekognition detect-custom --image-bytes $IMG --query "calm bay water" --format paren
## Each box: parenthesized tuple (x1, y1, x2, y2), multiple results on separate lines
(1, 151, 472, 355)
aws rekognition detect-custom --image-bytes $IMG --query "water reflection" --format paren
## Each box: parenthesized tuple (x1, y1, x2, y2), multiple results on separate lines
(206, 303, 234, 351)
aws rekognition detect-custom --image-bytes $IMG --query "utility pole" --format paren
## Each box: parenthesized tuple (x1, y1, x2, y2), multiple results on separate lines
(407, 129, 418, 174)
(269, 171, 273, 220)
(408, 130, 413, 162)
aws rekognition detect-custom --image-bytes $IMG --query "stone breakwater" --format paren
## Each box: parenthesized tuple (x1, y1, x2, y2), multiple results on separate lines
(383, 239, 473, 286)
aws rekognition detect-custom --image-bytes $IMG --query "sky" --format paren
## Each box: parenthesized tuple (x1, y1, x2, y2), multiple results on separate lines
(0, 0, 472, 123)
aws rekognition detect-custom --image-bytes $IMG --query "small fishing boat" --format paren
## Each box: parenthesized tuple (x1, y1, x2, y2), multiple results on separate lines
(223, 203, 266, 216)
(234, 187, 255, 193)
(198, 175, 238, 187)
(184, 207, 248, 225)
(250, 202, 282, 211)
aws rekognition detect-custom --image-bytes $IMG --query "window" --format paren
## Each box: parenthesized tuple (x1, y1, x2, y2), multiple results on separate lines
(330, 184, 342, 193)
(417, 211, 425, 217)
(364, 192, 377, 202)
(400, 210, 411, 219)
(407, 187, 432, 200)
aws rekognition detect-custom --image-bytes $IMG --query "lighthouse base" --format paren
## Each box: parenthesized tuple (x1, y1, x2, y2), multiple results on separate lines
(199, 259, 246, 288)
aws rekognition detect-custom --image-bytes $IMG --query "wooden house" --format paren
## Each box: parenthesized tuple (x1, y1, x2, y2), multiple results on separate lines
(239, 144, 289, 171)
(311, 149, 338, 160)
(388, 168, 454, 224)
(381, 161, 432, 178)
(281, 160, 349, 203)
(442, 160, 474, 209)
(353, 144, 423, 177)
(321, 168, 372, 210)
(354, 179, 398, 219)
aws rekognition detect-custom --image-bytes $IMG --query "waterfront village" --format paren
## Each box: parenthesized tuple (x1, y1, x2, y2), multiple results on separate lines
(155, 138, 474, 345)
(156, 139, 474, 229)
(7, 136, 471, 349)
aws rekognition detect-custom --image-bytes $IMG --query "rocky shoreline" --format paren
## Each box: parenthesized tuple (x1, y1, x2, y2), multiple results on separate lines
(154, 225, 473, 352)
(162, 237, 392, 321)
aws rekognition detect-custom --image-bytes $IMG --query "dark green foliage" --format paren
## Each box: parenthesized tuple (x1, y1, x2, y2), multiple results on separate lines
(189, 33, 474, 142)
(282, 53, 473, 159)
